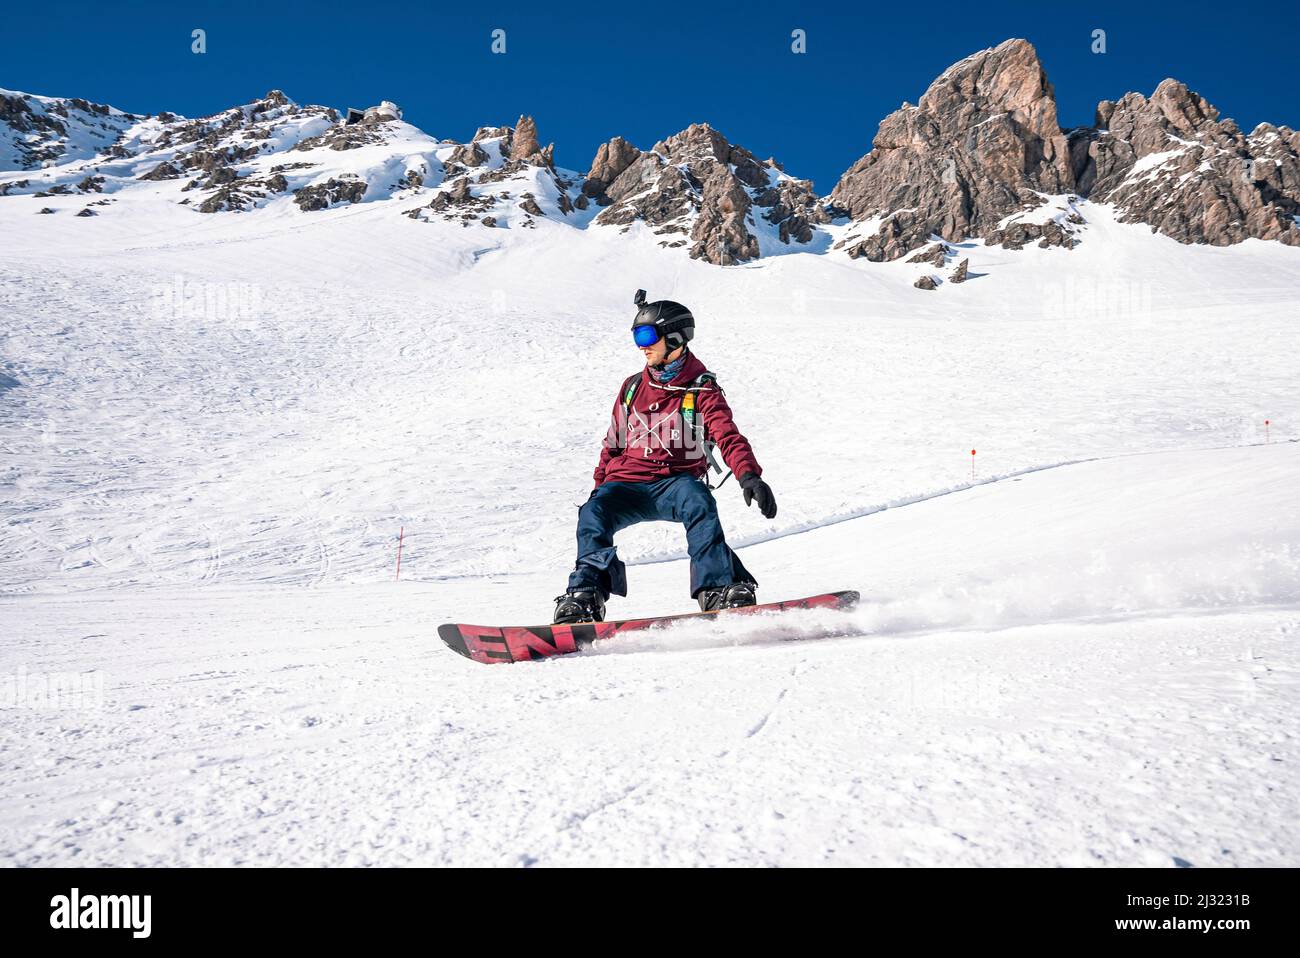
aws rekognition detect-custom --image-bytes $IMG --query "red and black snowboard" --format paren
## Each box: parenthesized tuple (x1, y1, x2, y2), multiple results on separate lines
(438, 590, 860, 665)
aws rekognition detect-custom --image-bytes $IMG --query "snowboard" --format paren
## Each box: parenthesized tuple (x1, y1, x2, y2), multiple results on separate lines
(438, 590, 860, 665)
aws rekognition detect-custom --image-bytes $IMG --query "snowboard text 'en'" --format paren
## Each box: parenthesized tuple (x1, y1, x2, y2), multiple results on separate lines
(437, 590, 860, 665)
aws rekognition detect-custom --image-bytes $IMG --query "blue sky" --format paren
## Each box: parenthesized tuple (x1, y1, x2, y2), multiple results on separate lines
(4, 1, 1297, 190)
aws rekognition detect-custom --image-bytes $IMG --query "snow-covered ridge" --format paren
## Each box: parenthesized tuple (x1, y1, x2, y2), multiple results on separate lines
(0, 88, 836, 266)
(0, 88, 587, 232)
(0, 87, 137, 170)
(7, 34, 1298, 274)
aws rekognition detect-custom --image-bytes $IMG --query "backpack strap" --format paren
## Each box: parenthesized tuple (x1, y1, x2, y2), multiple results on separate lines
(680, 373, 732, 488)
(613, 372, 642, 454)
(620, 372, 641, 416)
(679, 372, 713, 440)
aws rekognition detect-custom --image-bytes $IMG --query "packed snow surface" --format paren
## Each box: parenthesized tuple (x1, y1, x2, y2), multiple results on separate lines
(2, 153, 1299, 866)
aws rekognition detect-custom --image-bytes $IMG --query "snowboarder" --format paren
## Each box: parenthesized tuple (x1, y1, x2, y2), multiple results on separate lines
(553, 290, 778, 624)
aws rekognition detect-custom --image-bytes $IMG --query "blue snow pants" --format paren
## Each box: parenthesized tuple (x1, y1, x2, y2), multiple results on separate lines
(567, 473, 756, 601)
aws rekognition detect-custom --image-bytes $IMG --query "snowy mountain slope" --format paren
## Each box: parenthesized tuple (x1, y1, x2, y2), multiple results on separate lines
(0, 89, 137, 170)
(1, 195, 1297, 594)
(0, 89, 585, 232)
(3, 441, 1297, 866)
(0, 87, 838, 263)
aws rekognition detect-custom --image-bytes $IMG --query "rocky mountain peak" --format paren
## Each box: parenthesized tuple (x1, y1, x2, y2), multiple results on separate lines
(830, 37, 1075, 261)
(829, 38, 1300, 260)
(507, 114, 554, 167)
(582, 122, 823, 265)
(1078, 78, 1300, 247)
(4, 42, 1297, 266)
(917, 37, 1064, 144)
(405, 114, 574, 229)
(653, 122, 728, 162)
(1147, 78, 1220, 133)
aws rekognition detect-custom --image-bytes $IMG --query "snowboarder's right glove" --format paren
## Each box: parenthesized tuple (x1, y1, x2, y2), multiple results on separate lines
(739, 472, 777, 519)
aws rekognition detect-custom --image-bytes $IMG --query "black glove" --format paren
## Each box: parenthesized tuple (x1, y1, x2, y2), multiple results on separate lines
(739, 472, 777, 519)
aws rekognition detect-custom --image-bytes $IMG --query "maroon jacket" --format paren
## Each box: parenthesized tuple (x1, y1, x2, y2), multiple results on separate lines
(593, 351, 763, 487)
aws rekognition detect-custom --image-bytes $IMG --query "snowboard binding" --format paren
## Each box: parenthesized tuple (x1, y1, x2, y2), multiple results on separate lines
(696, 581, 758, 613)
(552, 590, 606, 625)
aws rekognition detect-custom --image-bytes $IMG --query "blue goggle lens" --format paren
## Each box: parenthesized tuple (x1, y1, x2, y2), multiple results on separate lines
(632, 325, 661, 347)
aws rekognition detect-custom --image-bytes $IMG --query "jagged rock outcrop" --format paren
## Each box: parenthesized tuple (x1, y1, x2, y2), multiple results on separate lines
(907, 242, 951, 266)
(690, 164, 759, 263)
(412, 175, 494, 223)
(198, 183, 249, 213)
(179, 145, 259, 179)
(950, 258, 969, 283)
(753, 177, 824, 244)
(447, 141, 488, 168)
(839, 209, 926, 261)
(1075, 79, 1300, 246)
(831, 38, 1075, 262)
(255, 90, 292, 112)
(291, 121, 380, 152)
(403, 116, 570, 228)
(292, 176, 367, 211)
(984, 218, 1076, 250)
(582, 136, 639, 201)
(461, 116, 555, 171)
(509, 115, 540, 161)
(468, 115, 555, 168)
(140, 161, 182, 181)
(584, 122, 826, 265)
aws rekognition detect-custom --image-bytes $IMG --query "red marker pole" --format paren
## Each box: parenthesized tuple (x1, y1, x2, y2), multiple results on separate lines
(971, 449, 976, 480)
(1265, 420, 1270, 443)
(395, 526, 405, 581)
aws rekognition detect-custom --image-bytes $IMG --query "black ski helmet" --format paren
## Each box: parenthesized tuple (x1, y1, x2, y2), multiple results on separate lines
(631, 289, 694, 352)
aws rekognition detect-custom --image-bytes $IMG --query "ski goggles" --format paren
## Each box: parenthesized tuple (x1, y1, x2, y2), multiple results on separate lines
(632, 325, 662, 347)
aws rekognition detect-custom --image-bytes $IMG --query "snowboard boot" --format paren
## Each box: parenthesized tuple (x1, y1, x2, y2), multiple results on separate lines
(552, 590, 606, 624)
(697, 581, 758, 612)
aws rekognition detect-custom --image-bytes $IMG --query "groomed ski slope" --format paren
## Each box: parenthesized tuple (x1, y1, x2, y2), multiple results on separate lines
(3, 441, 1298, 866)
(2, 182, 1299, 866)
